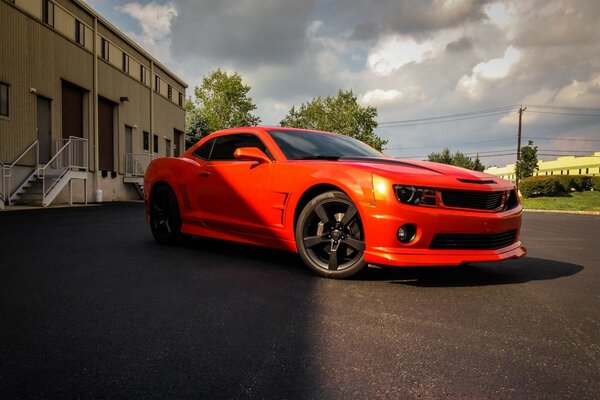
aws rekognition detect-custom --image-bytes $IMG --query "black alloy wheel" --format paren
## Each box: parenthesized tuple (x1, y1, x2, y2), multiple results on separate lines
(150, 185, 184, 245)
(296, 191, 367, 278)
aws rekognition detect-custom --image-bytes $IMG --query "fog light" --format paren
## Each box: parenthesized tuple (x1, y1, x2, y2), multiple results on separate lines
(397, 224, 416, 243)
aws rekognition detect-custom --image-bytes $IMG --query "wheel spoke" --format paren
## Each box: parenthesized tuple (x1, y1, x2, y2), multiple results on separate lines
(304, 235, 329, 248)
(344, 237, 365, 252)
(313, 204, 332, 224)
(341, 206, 357, 226)
(328, 247, 339, 270)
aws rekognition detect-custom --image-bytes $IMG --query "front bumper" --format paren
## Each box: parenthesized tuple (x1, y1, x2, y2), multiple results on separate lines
(361, 200, 526, 267)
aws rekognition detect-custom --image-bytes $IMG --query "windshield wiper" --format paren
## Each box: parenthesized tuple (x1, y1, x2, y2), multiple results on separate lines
(295, 155, 341, 160)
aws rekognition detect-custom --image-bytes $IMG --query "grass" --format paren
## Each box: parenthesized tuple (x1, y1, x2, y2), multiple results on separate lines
(521, 191, 600, 211)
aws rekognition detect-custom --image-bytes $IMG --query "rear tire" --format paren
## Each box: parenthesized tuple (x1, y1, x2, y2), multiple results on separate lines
(150, 185, 184, 245)
(296, 191, 367, 278)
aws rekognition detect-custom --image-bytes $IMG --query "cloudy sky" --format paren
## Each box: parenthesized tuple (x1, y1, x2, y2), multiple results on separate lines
(87, 0, 600, 166)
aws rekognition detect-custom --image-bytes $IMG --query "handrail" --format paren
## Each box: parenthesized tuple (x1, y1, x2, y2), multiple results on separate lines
(0, 161, 6, 207)
(3, 140, 39, 205)
(126, 153, 157, 177)
(10, 140, 39, 169)
(38, 137, 88, 202)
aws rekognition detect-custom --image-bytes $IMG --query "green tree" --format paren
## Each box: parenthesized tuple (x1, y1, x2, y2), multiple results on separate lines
(280, 90, 387, 151)
(516, 140, 538, 181)
(427, 148, 486, 171)
(185, 69, 261, 146)
(428, 148, 454, 165)
(472, 154, 485, 172)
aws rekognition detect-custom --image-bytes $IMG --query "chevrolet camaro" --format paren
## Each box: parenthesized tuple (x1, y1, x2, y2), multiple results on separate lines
(144, 127, 526, 278)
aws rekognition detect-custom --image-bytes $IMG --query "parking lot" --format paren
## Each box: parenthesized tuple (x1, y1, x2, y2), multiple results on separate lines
(1, 203, 599, 399)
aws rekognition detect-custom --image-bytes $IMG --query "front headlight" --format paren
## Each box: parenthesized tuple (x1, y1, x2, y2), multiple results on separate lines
(393, 185, 437, 206)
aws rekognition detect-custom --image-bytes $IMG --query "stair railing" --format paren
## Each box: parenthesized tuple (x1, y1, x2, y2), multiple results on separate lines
(3, 140, 39, 205)
(38, 137, 88, 202)
(125, 153, 156, 177)
(0, 161, 6, 208)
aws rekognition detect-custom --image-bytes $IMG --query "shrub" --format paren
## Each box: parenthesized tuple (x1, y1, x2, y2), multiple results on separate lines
(554, 175, 574, 192)
(592, 176, 600, 191)
(520, 176, 561, 197)
(571, 175, 593, 191)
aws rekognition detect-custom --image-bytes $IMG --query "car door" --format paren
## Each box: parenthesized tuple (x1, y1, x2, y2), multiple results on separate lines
(191, 133, 278, 237)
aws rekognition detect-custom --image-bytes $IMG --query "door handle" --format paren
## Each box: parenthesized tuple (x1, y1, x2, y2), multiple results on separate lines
(198, 171, 211, 177)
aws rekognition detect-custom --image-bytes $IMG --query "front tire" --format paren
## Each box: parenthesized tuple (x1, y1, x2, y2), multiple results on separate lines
(296, 191, 367, 278)
(150, 185, 184, 245)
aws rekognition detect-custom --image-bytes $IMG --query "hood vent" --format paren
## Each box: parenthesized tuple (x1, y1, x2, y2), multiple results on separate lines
(457, 178, 496, 184)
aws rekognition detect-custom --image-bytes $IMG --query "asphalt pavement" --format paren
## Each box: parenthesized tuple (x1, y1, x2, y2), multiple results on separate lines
(0, 203, 598, 399)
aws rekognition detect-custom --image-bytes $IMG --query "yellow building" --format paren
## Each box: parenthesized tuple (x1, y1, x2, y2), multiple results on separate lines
(485, 152, 600, 182)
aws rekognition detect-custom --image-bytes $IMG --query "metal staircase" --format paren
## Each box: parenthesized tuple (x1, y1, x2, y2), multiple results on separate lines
(124, 153, 155, 199)
(3, 137, 88, 207)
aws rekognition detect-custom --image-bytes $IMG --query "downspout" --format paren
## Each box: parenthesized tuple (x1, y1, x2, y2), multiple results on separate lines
(93, 17, 101, 202)
(150, 60, 154, 154)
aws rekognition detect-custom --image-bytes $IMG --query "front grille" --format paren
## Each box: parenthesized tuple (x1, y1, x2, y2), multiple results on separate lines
(430, 230, 517, 250)
(441, 190, 503, 210)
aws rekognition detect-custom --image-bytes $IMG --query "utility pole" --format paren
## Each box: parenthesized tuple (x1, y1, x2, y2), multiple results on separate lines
(515, 105, 526, 189)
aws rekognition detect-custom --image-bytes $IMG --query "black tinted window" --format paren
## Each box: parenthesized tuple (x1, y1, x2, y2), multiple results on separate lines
(209, 134, 269, 161)
(267, 129, 382, 160)
(193, 138, 216, 160)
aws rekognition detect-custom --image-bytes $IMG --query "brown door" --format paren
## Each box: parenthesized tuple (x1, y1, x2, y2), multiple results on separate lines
(98, 97, 114, 171)
(61, 81, 84, 139)
(173, 129, 182, 157)
(37, 96, 52, 163)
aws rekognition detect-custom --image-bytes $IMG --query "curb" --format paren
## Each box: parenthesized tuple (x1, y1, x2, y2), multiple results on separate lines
(524, 209, 600, 216)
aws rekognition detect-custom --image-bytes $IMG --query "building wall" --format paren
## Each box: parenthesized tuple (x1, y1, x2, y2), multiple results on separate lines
(485, 152, 600, 181)
(0, 0, 187, 205)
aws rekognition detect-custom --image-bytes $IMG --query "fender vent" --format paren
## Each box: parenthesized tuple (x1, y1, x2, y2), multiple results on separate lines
(179, 184, 191, 211)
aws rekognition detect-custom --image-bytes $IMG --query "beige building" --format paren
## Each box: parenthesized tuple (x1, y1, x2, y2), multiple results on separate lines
(0, 0, 187, 208)
(485, 151, 600, 182)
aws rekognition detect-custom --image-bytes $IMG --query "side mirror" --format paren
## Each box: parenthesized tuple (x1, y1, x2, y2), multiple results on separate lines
(234, 147, 271, 164)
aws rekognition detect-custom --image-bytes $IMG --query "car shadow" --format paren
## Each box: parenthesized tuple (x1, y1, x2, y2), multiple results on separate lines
(356, 257, 583, 287)
(150, 237, 583, 288)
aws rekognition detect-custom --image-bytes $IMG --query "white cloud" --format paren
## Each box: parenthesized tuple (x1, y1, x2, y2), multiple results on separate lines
(457, 46, 522, 98)
(361, 89, 403, 104)
(118, 2, 178, 44)
(554, 76, 600, 105)
(367, 37, 435, 76)
(484, 3, 517, 31)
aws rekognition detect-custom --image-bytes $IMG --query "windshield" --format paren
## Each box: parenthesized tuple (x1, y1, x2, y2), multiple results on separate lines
(267, 129, 384, 160)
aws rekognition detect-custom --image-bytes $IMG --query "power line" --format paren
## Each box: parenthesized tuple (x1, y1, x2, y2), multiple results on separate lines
(386, 137, 516, 150)
(378, 110, 514, 128)
(528, 105, 600, 111)
(377, 104, 600, 129)
(378, 105, 519, 125)
(526, 137, 600, 142)
(528, 110, 600, 117)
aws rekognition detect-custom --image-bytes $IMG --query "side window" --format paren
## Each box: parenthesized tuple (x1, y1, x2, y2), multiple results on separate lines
(209, 134, 269, 161)
(193, 138, 216, 160)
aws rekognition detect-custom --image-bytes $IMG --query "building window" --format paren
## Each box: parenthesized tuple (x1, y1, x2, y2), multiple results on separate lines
(154, 76, 160, 93)
(168, 85, 173, 100)
(140, 65, 147, 84)
(586, 168, 589, 174)
(143, 131, 149, 151)
(153, 135, 159, 154)
(101, 38, 109, 60)
(178, 92, 184, 107)
(166, 139, 171, 157)
(42, 0, 54, 27)
(75, 20, 85, 46)
(122, 53, 129, 73)
(0, 82, 9, 117)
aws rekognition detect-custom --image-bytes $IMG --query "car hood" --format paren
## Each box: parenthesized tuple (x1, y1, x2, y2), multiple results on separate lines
(338, 157, 513, 190)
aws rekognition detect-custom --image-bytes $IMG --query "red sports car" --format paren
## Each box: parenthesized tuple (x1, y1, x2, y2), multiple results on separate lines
(144, 127, 525, 278)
